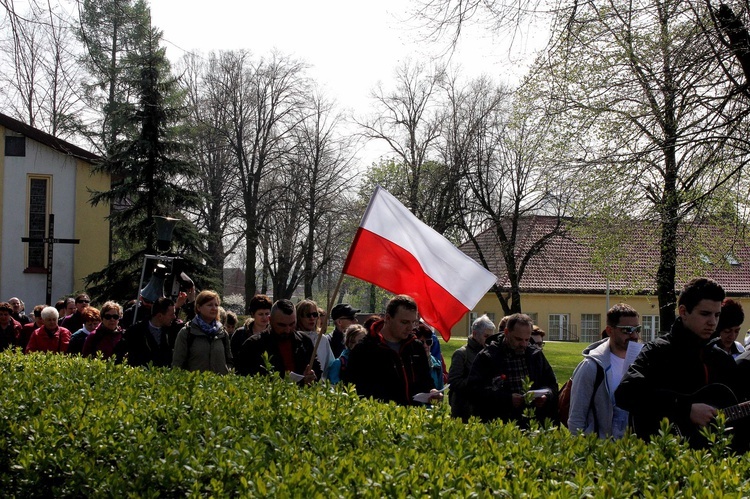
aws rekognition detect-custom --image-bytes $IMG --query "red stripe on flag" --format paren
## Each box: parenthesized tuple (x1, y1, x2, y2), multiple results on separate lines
(343, 227, 468, 341)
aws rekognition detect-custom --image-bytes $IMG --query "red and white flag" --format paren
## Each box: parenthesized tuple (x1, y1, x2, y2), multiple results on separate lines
(343, 186, 497, 341)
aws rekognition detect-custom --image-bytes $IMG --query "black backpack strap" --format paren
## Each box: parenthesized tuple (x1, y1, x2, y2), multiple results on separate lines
(222, 333, 231, 368)
(590, 363, 605, 434)
(183, 327, 195, 369)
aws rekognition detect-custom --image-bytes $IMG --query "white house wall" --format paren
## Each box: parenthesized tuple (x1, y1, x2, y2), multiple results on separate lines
(1, 139, 78, 307)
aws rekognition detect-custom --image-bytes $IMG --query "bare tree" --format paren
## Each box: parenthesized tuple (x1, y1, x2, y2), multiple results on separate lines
(0, 2, 83, 138)
(449, 75, 575, 314)
(261, 167, 307, 300)
(356, 59, 447, 222)
(416, 0, 750, 329)
(293, 88, 357, 298)
(534, 0, 750, 329)
(178, 52, 245, 292)
(201, 50, 309, 308)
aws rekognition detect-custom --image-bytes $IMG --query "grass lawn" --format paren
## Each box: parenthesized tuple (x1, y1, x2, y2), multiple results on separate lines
(439, 338, 587, 387)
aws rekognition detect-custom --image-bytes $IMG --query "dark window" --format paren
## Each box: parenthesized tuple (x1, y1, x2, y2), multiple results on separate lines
(5, 136, 26, 156)
(28, 178, 48, 269)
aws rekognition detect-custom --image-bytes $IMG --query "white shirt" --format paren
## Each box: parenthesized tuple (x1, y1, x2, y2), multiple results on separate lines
(609, 354, 625, 395)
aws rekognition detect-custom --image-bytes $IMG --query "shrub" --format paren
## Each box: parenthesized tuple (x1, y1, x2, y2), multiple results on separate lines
(1, 351, 748, 496)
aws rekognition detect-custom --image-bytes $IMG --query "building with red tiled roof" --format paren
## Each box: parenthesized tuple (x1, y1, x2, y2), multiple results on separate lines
(452, 216, 750, 342)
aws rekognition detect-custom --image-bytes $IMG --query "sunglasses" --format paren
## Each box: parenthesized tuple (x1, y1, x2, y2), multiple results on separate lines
(102, 313, 120, 320)
(422, 338, 433, 346)
(616, 325, 641, 335)
(76, 299, 90, 304)
(303, 312, 319, 319)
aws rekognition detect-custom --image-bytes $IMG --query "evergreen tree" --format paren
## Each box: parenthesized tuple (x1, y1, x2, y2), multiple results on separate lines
(77, 0, 151, 153)
(86, 23, 210, 303)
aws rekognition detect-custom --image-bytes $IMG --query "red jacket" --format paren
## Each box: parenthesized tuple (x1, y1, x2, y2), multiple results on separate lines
(25, 326, 72, 353)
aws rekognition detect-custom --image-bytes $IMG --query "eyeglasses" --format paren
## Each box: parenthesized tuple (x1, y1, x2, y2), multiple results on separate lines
(102, 313, 120, 320)
(303, 312, 319, 319)
(616, 325, 641, 335)
(76, 299, 90, 304)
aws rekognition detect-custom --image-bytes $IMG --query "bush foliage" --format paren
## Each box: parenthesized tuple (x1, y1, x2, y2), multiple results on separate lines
(2, 351, 749, 497)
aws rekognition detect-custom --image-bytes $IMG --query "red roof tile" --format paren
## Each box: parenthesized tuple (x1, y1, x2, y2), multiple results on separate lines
(460, 216, 750, 296)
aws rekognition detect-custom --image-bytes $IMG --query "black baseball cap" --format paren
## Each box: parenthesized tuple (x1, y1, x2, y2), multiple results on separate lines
(331, 303, 360, 320)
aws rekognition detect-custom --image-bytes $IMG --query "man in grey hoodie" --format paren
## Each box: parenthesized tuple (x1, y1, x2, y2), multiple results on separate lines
(568, 303, 640, 438)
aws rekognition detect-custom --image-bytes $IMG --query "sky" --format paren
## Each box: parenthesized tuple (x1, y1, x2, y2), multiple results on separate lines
(150, 0, 546, 165)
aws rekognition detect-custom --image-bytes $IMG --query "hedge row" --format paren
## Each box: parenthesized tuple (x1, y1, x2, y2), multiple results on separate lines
(1, 351, 749, 497)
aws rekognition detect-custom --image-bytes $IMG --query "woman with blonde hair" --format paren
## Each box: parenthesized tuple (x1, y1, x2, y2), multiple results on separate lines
(172, 290, 231, 374)
(296, 299, 335, 381)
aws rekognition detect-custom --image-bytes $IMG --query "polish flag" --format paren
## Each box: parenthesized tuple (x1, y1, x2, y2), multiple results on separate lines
(343, 186, 497, 341)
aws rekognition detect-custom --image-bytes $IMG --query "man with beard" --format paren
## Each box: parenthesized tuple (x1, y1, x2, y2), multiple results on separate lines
(468, 313, 558, 425)
(568, 303, 640, 438)
(235, 299, 320, 385)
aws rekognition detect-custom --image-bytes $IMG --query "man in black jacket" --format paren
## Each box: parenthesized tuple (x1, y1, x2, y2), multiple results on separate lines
(236, 299, 319, 384)
(346, 294, 442, 406)
(615, 278, 739, 446)
(467, 313, 558, 425)
(124, 297, 180, 368)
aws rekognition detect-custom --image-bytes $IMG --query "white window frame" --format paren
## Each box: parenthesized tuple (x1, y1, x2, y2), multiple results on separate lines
(581, 313, 601, 343)
(642, 315, 661, 341)
(548, 313, 570, 341)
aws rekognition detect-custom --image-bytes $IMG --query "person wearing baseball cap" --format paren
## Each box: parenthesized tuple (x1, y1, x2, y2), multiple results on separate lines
(326, 303, 360, 358)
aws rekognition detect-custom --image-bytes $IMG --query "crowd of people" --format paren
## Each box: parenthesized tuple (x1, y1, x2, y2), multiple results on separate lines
(2, 276, 750, 450)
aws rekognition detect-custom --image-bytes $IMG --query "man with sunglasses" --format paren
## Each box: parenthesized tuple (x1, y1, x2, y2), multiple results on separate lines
(61, 293, 91, 333)
(568, 304, 640, 438)
(615, 278, 739, 447)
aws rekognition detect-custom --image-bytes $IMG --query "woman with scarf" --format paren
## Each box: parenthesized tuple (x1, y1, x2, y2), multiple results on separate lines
(172, 290, 232, 374)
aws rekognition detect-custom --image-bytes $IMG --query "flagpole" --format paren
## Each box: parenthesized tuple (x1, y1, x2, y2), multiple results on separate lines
(308, 271, 346, 370)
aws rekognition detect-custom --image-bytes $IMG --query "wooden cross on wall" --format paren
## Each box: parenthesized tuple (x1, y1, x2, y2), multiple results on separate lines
(21, 214, 80, 305)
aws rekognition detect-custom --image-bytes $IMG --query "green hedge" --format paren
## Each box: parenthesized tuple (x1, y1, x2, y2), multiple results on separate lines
(1, 351, 748, 497)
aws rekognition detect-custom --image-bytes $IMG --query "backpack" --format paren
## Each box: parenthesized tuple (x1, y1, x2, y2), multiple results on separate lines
(558, 362, 604, 429)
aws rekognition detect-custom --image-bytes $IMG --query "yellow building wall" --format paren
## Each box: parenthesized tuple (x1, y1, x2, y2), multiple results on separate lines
(452, 292, 750, 341)
(73, 159, 110, 292)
